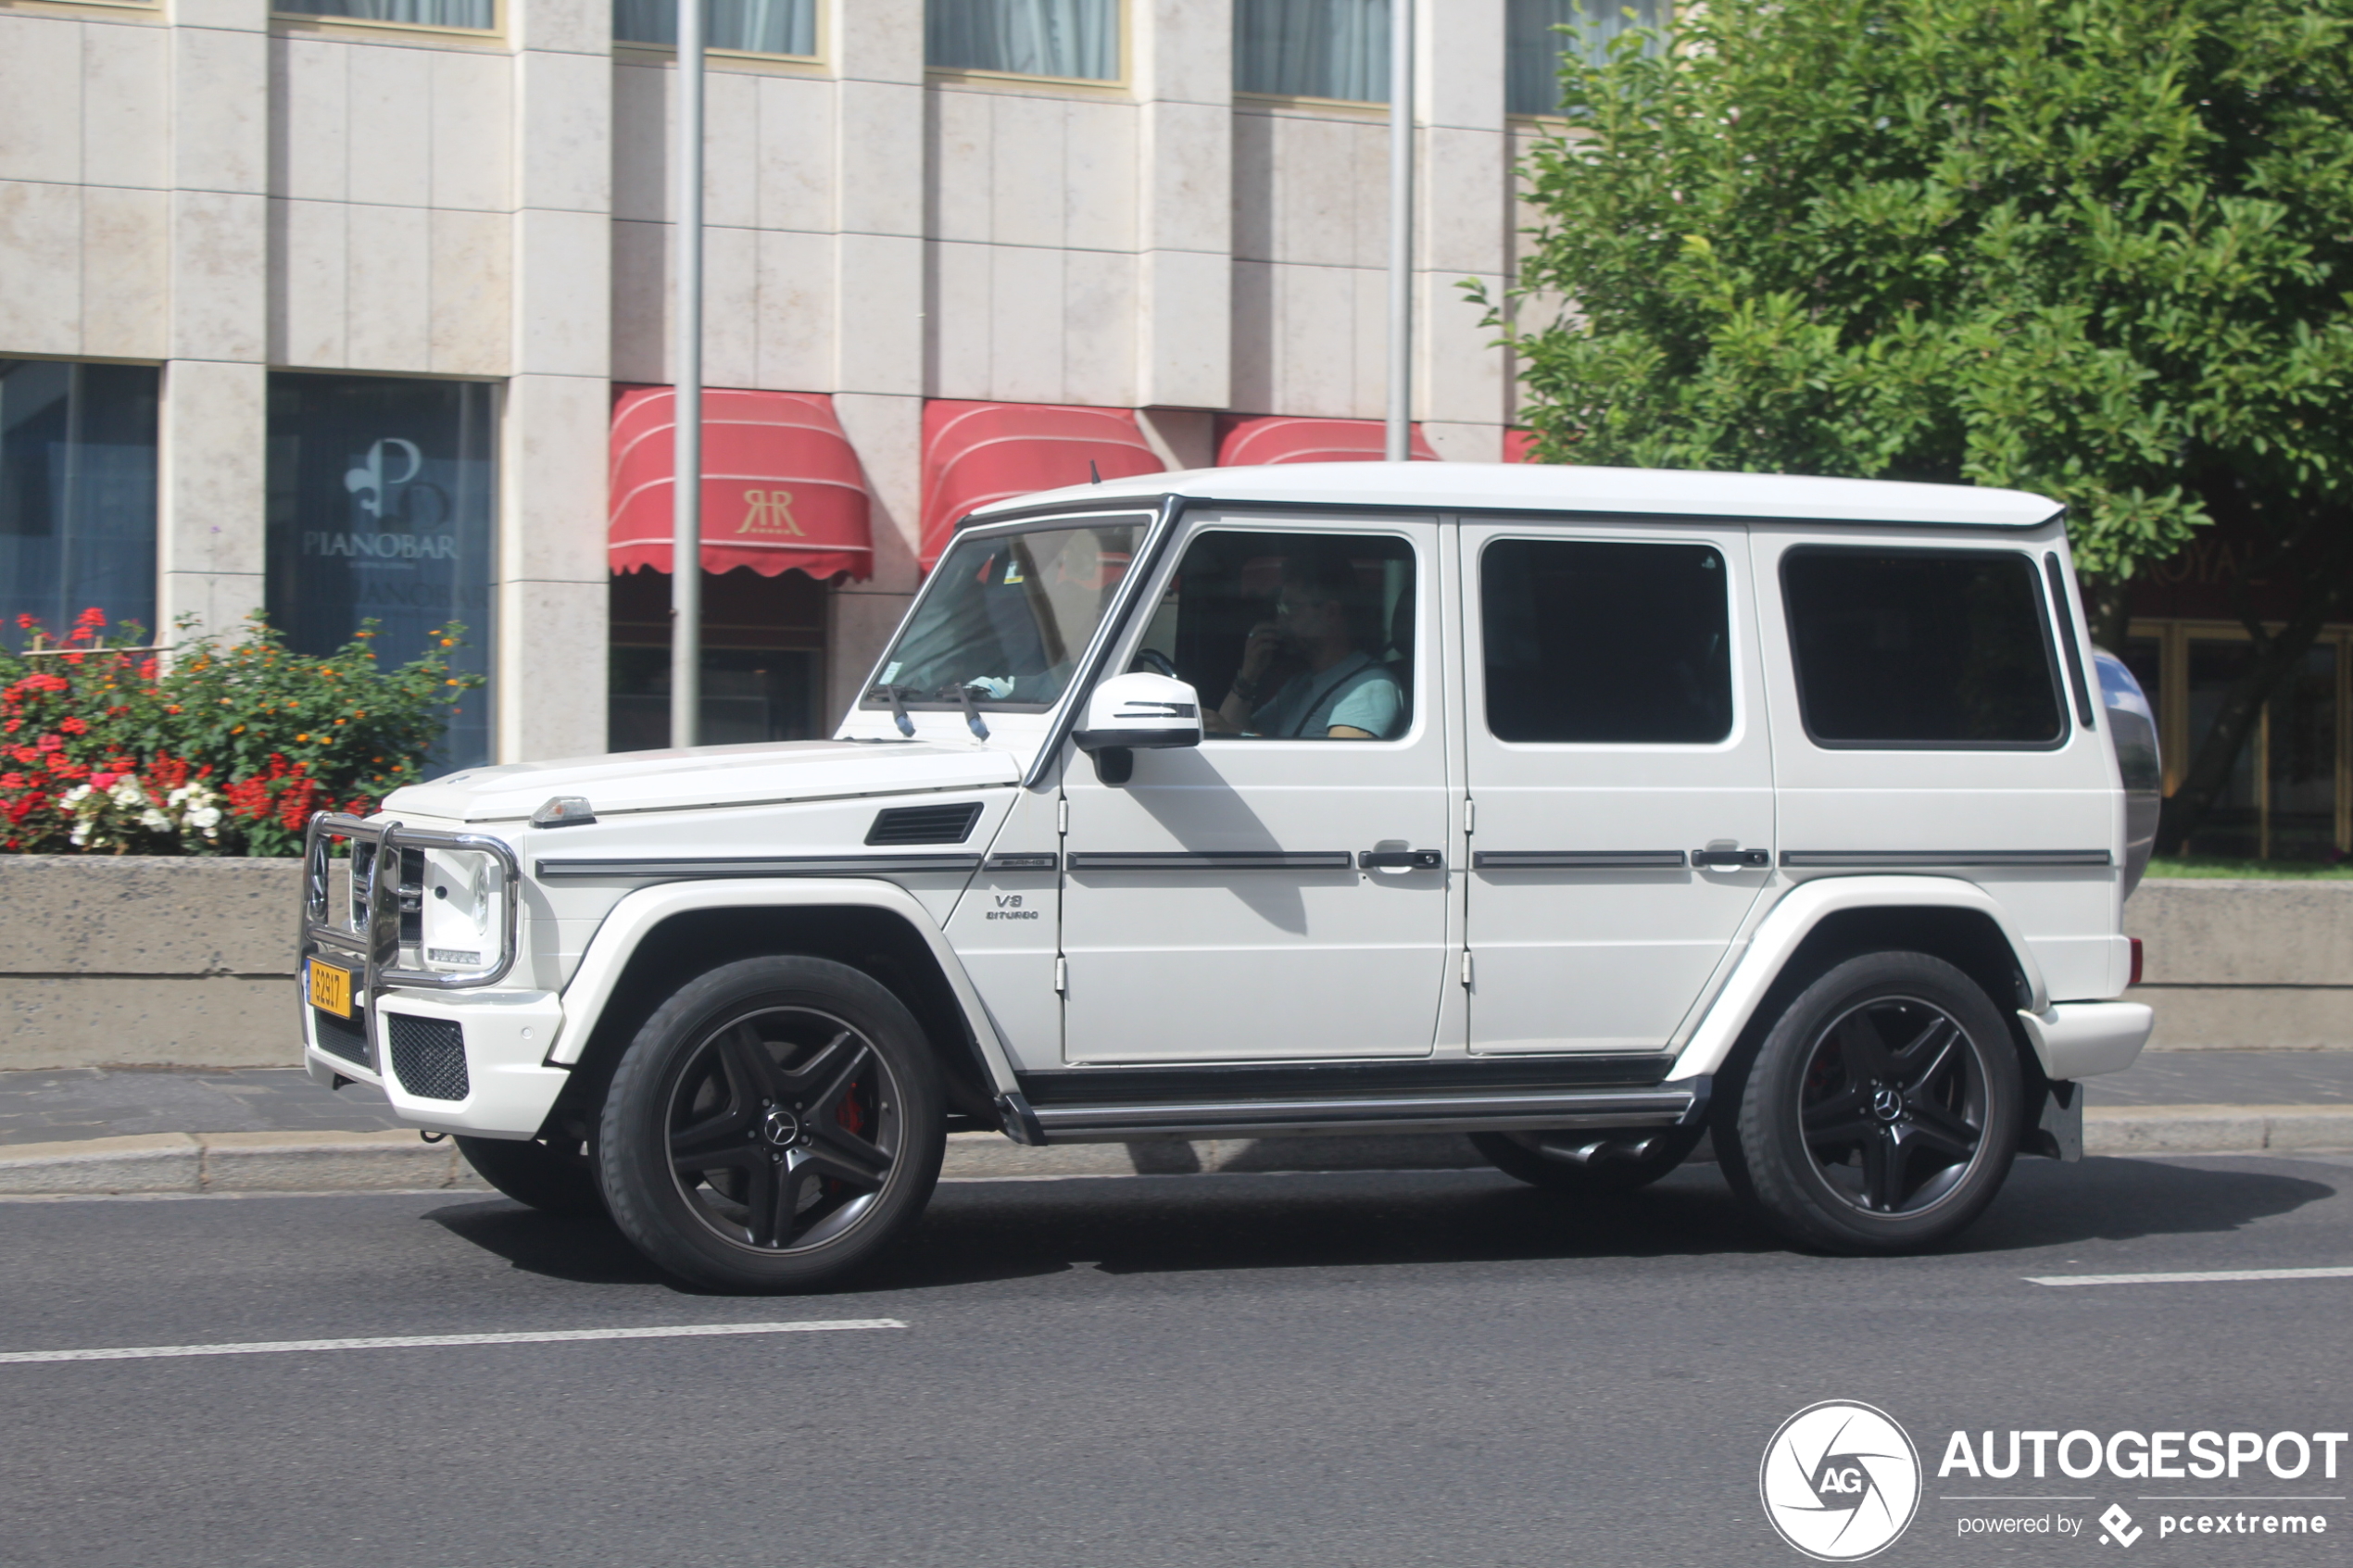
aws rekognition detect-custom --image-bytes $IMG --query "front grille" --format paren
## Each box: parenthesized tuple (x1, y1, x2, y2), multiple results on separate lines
(387, 1013, 470, 1101)
(313, 1006, 371, 1068)
(866, 801, 984, 846)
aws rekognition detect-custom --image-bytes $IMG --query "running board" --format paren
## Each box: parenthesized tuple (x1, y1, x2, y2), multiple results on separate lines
(993, 1077, 1708, 1146)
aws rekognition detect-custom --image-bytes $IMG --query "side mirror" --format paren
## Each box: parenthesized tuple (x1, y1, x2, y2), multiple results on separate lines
(1072, 671, 1202, 784)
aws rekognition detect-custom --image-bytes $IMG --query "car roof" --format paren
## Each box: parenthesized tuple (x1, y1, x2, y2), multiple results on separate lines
(969, 461, 2064, 531)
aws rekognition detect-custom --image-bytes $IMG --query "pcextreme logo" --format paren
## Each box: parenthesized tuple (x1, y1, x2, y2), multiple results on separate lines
(1760, 1400, 1924, 1561)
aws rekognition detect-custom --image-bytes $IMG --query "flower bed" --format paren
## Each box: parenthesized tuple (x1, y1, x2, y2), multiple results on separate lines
(2, 609, 482, 857)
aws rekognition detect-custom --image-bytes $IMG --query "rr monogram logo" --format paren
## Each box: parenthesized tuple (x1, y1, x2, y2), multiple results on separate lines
(737, 488, 805, 537)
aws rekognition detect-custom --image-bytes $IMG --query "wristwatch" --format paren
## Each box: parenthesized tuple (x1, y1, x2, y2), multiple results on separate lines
(1229, 673, 1263, 703)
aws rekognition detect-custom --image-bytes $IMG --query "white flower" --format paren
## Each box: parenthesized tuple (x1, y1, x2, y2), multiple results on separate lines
(186, 805, 222, 832)
(61, 785, 93, 809)
(138, 808, 173, 832)
(110, 778, 145, 807)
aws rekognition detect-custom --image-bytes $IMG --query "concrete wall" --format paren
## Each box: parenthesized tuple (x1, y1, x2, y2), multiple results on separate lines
(2125, 879, 2353, 1050)
(3, 863, 2342, 1071)
(0, 858, 305, 1070)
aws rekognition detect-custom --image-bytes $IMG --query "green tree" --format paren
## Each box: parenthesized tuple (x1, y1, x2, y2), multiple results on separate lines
(1491, 0, 2353, 853)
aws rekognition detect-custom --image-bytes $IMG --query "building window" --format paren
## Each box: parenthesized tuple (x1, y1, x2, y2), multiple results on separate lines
(1506, 0, 1667, 117)
(265, 374, 497, 771)
(275, 0, 497, 30)
(2129, 621, 2353, 861)
(926, 0, 1119, 80)
(0, 360, 158, 652)
(614, 0, 817, 56)
(1235, 0, 1388, 101)
(608, 568, 824, 749)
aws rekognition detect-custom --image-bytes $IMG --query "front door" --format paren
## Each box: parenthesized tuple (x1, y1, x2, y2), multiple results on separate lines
(1460, 521, 1776, 1053)
(1060, 519, 1453, 1063)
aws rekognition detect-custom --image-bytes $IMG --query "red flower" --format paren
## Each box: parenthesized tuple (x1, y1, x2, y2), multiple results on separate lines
(58, 716, 88, 735)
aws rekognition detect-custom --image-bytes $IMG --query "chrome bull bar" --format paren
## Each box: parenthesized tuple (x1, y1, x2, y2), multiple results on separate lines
(300, 811, 522, 1001)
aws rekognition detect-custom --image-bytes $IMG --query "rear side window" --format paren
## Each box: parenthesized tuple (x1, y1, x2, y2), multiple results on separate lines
(1781, 548, 2065, 747)
(1481, 538, 1732, 744)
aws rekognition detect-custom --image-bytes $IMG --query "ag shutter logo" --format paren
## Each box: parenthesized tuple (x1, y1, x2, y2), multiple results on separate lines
(1761, 1400, 1923, 1561)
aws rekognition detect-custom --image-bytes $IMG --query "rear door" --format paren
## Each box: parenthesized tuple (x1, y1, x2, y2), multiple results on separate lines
(1459, 521, 1775, 1053)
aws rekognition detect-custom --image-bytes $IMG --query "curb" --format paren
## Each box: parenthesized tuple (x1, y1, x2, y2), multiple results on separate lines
(0, 1110, 2347, 1198)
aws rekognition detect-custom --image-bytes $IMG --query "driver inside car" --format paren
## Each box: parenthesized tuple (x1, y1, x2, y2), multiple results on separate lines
(1207, 555, 1404, 740)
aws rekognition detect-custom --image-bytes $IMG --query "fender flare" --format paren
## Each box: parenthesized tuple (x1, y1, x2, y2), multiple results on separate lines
(545, 878, 1020, 1095)
(1667, 874, 2051, 1080)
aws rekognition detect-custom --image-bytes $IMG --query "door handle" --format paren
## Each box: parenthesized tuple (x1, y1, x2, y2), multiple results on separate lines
(1692, 847, 1770, 869)
(1359, 848, 1444, 871)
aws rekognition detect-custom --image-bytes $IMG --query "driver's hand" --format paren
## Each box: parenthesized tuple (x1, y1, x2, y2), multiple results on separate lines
(1239, 621, 1281, 681)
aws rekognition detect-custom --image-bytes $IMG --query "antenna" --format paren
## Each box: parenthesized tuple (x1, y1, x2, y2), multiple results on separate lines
(1089, 460, 1101, 484)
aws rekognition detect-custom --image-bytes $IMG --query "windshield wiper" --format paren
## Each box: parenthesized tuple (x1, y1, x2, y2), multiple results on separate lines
(872, 684, 915, 738)
(955, 684, 990, 742)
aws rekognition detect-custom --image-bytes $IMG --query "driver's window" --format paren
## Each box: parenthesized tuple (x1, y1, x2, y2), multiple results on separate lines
(1133, 530, 1416, 741)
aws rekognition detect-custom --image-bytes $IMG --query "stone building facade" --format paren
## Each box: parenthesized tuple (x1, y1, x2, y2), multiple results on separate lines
(1, 0, 1605, 766)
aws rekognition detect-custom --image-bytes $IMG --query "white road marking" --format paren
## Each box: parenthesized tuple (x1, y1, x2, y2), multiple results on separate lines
(2027, 1266, 2353, 1287)
(0, 1319, 904, 1364)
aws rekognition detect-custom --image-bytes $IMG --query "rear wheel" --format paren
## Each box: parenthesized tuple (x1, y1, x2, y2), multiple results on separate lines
(1730, 950, 2021, 1254)
(455, 1134, 602, 1215)
(1470, 1123, 1706, 1195)
(598, 956, 945, 1292)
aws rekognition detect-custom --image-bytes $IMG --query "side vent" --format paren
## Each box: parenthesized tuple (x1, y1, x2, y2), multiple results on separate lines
(866, 802, 985, 847)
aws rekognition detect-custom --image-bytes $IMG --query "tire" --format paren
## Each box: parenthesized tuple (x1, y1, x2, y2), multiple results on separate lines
(598, 956, 945, 1293)
(1470, 1123, 1707, 1195)
(455, 1133, 603, 1216)
(1730, 949, 2022, 1254)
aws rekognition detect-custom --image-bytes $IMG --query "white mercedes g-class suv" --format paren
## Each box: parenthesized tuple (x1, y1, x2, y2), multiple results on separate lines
(297, 463, 2159, 1291)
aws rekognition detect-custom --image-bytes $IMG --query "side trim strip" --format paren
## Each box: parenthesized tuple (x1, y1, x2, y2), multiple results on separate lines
(1780, 849, 2112, 869)
(1065, 850, 1354, 872)
(983, 852, 1060, 872)
(535, 855, 984, 880)
(1473, 850, 1688, 871)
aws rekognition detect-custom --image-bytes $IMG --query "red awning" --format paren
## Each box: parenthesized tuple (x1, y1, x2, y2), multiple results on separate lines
(1215, 415, 1439, 466)
(920, 401, 1166, 569)
(1503, 429, 1541, 464)
(610, 388, 873, 580)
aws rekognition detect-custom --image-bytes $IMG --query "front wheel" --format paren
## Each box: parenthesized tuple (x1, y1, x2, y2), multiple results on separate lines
(598, 956, 945, 1292)
(1728, 950, 2021, 1254)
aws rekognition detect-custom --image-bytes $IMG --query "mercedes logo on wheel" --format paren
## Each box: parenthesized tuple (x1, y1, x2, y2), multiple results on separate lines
(1759, 1400, 1921, 1561)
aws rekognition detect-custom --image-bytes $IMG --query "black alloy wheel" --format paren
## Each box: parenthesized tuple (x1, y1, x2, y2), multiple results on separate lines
(1724, 950, 2021, 1254)
(666, 1006, 897, 1251)
(599, 957, 944, 1291)
(1796, 997, 1987, 1216)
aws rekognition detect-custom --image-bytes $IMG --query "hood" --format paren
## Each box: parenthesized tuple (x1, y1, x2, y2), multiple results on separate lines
(382, 739, 1023, 824)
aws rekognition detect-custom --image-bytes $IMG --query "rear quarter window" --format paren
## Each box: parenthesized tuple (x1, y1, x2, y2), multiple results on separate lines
(1781, 547, 2066, 748)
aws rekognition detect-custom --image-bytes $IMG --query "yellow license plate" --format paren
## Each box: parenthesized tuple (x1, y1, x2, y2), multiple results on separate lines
(308, 959, 354, 1019)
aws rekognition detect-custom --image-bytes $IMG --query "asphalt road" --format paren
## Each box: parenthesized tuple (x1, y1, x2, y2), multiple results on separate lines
(1, 1155, 2347, 1568)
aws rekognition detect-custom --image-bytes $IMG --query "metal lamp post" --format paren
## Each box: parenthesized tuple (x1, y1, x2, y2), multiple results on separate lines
(669, 0, 705, 748)
(1385, 0, 1415, 462)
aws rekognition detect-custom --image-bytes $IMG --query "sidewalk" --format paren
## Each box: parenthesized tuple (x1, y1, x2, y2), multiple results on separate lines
(2, 1051, 2349, 1196)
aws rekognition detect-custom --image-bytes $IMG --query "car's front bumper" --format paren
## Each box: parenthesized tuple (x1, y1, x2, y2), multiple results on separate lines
(302, 984, 572, 1140)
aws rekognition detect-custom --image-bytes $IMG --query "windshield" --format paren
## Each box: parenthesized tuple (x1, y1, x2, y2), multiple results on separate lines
(866, 515, 1150, 710)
